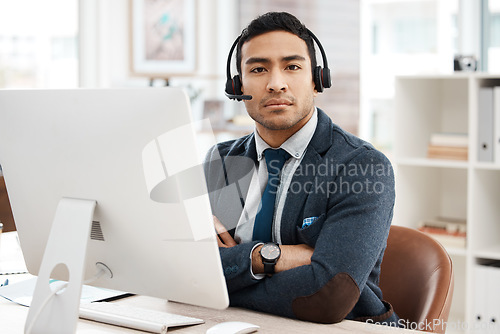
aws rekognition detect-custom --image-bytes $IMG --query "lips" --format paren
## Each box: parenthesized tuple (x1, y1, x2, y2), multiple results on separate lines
(263, 98, 293, 108)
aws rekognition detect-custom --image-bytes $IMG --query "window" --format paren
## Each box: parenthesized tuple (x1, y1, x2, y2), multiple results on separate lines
(486, 0, 500, 71)
(360, 0, 459, 151)
(0, 0, 78, 88)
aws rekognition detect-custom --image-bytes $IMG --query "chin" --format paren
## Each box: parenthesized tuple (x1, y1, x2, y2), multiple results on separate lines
(260, 119, 296, 131)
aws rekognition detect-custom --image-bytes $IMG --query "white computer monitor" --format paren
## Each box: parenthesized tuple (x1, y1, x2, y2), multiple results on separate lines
(0, 88, 229, 331)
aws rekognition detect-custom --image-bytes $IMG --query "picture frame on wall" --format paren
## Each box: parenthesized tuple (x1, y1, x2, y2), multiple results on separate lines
(130, 0, 196, 77)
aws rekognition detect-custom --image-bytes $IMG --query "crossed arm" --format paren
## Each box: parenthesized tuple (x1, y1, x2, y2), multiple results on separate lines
(213, 216, 313, 275)
(207, 146, 396, 324)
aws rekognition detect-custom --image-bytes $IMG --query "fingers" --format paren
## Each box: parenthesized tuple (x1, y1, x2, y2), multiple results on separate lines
(212, 216, 225, 247)
(218, 229, 238, 247)
(213, 215, 226, 234)
(213, 216, 237, 247)
(216, 235, 225, 248)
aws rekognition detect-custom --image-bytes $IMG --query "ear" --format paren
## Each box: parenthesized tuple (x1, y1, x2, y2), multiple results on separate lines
(312, 80, 319, 97)
(313, 89, 319, 97)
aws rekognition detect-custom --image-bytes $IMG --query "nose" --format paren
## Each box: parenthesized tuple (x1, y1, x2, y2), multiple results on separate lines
(266, 69, 288, 93)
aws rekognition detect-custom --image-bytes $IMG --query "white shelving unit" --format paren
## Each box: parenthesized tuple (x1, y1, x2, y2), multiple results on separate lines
(393, 73, 500, 332)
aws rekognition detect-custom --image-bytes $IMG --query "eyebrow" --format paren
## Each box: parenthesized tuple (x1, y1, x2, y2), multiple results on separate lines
(245, 55, 307, 65)
(283, 55, 307, 62)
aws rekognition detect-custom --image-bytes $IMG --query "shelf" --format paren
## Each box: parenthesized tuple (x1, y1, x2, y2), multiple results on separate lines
(445, 313, 467, 334)
(394, 74, 500, 326)
(474, 245, 500, 260)
(396, 159, 500, 170)
(396, 73, 471, 80)
(395, 158, 469, 169)
(473, 162, 500, 170)
(397, 72, 500, 80)
(445, 246, 468, 257)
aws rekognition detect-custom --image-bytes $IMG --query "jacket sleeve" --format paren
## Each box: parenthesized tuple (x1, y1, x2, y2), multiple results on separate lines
(203, 145, 263, 293)
(228, 149, 395, 324)
(217, 242, 264, 292)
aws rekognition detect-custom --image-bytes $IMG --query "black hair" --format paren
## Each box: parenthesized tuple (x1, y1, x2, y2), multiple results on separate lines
(235, 12, 317, 76)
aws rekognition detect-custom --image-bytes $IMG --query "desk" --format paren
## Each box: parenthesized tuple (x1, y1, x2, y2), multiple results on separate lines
(0, 232, 425, 334)
(0, 280, 425, 334)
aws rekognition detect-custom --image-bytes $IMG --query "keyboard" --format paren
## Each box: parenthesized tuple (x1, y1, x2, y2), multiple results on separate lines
(79, 302, 204, 333)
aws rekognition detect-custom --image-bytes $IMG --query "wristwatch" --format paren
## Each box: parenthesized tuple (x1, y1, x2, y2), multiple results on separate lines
(260, 242, 281, 275)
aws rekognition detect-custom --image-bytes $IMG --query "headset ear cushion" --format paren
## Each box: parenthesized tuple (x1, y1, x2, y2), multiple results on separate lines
(322, 67, 332, 89)
(314, 66, 324, 93)
(225, 75, 243, 96)
(225, 78, 234, 95)
(232, 75, 243, 95)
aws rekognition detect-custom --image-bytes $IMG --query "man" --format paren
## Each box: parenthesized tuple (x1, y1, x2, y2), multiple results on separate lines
(204, 12, 399, 326)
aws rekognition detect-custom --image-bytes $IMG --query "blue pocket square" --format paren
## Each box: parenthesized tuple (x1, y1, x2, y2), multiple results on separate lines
(301, 216, 318, 229)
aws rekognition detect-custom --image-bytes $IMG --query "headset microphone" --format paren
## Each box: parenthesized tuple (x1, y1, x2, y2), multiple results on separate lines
(225, 92, 252, 100)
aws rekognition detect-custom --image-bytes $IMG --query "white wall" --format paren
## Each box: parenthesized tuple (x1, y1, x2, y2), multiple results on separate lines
(78, 0, 240, 122)
(79, 0, 237, 96)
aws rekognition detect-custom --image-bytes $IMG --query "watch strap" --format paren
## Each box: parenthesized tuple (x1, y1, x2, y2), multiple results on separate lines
(263, 261, 276, 274)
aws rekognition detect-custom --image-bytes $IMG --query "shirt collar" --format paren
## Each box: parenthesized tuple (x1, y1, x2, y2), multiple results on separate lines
(254, 107, 318, 161)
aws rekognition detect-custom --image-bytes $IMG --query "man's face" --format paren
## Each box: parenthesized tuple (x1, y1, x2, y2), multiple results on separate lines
(240, 31, 318, 134)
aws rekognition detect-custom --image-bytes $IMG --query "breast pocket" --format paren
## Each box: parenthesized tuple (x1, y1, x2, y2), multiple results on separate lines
(295, 213, 326, 247)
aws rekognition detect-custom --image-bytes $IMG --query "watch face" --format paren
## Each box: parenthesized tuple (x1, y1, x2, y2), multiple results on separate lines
(261, 243, 281, 261)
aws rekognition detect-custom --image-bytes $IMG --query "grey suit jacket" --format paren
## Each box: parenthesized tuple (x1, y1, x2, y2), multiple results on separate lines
(204, 109, 399, 325)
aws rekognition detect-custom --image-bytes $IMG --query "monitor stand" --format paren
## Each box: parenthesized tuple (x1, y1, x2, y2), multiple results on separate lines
(25, 198, 97, 334)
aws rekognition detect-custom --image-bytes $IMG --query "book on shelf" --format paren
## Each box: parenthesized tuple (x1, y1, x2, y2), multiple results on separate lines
(417, 217, 467, 249)
(478, 87, 494, 162)
(429, 133, 468, 147)
(427, 144, 468, 161)
(473, 262, 500, 329)
(427, 132, 468, 161)
(477, 86, 500, 163)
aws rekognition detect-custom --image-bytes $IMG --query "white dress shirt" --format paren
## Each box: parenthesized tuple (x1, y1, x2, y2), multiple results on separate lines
(234, 108, 318, 245)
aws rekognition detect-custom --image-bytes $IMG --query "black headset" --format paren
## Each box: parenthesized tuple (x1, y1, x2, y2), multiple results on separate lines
(224, 29, 332, 101)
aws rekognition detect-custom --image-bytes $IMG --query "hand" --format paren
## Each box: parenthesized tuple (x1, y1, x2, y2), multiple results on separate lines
(251, 243, 314, 274)
(213, 215, 237, 248)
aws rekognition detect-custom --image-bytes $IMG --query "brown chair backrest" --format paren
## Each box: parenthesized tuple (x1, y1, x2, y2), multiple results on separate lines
(0, 175, 16, 232)
(379, 225, 454, 333)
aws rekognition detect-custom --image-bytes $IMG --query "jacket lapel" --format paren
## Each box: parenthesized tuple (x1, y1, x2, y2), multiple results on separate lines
(215, 134, 257, 232)
(280, 109, 334, 241)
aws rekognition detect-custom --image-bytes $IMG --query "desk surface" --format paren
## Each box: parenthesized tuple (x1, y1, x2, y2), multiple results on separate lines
(0, 232, 425, 334)
(0, 278, 425, 334)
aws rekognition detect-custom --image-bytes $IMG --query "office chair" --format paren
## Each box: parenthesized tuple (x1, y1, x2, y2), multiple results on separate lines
(0, 175, 16, 232)
(379, 225, 454, 334)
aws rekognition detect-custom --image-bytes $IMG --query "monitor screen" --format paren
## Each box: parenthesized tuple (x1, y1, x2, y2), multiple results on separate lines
(0, 88, 229, 311)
